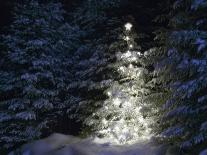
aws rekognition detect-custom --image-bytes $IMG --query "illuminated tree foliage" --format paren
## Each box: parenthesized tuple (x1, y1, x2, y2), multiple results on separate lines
(86, 23, 154, 144)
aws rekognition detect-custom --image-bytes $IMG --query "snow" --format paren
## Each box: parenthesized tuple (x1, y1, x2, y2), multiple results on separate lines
(12, 134, 172, 155)
(200, 149, 207, 155)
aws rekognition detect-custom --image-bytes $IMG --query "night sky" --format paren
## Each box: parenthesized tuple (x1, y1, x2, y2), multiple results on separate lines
(0, 0, 164, 32)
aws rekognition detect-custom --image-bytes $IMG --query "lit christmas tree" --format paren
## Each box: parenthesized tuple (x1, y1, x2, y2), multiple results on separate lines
(90, 23, 154, 145)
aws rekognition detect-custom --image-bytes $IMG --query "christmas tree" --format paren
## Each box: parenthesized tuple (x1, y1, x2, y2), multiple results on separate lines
(87, 23, 154, 145)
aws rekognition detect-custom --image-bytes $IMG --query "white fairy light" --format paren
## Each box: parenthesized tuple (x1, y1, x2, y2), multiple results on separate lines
(127, 50, 132, 57)
(137, 52, 142, 56)
(93, 22, 154, 146)
(113, 98, 121, 106)
(125, 22, 133, 31)
(138, 116, 145, 123)
(119, 66, 125, 72)
(102, 118, 108, 125)
(129, 64, 133, 69)
(123, 101, 131, 108)
(129, 44, 133, 48)
(136, 70, 141, 77)
(122, 50, 132, 58)
(124, 36, 130, 41)
(105, 106, 109, 110)
(130, 56, 137, 61)
(107, 91, 112, 96)
(99, 129, 106, 134)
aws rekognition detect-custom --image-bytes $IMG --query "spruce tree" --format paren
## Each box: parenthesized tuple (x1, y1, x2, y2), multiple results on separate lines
(85, 23, 155, 145)
(67, 0, 158, 145)
(0, 0, 82, 151)
(66, 0, 122, 132)
(150, 0, 207, 153)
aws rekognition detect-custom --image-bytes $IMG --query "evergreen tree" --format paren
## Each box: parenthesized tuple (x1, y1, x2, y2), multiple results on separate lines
(86, 23, 154, 144)
(67, 0, 158, 145)
(141, 0, 173, 140)
(149, 0, 207, 153)
(66, 0, 122, 133)
(0, 0, 82, 151)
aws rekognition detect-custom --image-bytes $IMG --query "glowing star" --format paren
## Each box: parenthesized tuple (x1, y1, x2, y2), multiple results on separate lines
(125, 23, 133, 31)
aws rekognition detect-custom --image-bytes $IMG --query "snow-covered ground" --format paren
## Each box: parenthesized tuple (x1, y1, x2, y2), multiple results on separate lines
(10, 133, 179, 155)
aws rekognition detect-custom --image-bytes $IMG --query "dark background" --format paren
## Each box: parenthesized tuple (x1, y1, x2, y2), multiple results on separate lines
(0, 0, 164, 33)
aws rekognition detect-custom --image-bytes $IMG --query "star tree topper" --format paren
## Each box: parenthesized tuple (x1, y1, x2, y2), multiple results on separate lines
(125, 23, 133, 31)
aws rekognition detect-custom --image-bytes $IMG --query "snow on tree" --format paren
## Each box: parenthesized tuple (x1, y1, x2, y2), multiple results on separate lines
(0, 0, 83, 151)
(149, 0, 207, 153)
(66, 1, 156, 144)
(80, 22, 154, 145)
(66, 0, 122, 130)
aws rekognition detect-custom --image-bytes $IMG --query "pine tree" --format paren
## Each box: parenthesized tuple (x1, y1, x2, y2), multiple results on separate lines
(0, 0, 82, 151)
(66, 0, 122, 132)
(85, 23, 155, 145)
(140, 0, 173, 139)
(67, 0, 158, 145)
(150, 0, 207, 153)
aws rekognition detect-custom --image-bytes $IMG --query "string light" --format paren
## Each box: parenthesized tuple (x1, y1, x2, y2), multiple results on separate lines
(113, 98, 121, 106)
(119, 66, 125, 72)
(105, 106, 109, 110)
(102, 118, 108, 125)
(137, 52, 142, 56)
(131, 56, 137, 61)
(129, 64, 133, 69)
(129, 44, 133, 48)
(123, 101, 131, 108)
(121, 51, 132, 59)
(107, 91, 112, 96)
(94, 22, 153, 145)
(125, 50, 132, 57)
(124, 36, 130, 41)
